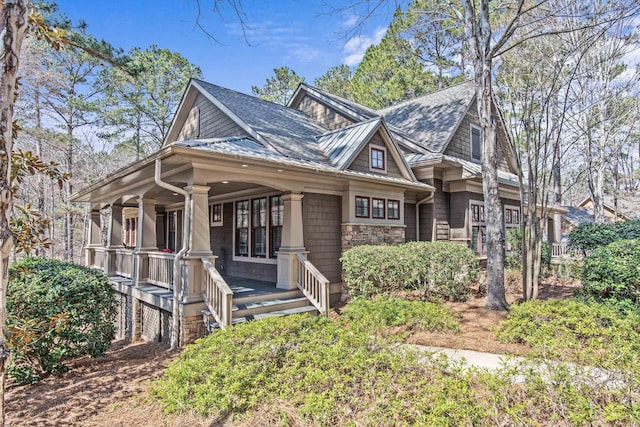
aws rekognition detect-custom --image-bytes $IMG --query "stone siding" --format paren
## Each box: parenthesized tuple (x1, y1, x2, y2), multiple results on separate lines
(341, 224, 405, 250)
(181, 314, 205, 346)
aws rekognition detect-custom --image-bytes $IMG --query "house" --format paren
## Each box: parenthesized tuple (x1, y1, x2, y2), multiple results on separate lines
(73, 79, 560, 345)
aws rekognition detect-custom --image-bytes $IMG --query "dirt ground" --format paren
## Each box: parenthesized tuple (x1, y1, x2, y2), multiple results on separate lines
(5, 276, 581, 426)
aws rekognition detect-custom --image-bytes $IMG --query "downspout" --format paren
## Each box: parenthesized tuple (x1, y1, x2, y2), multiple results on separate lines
(415, 193, 434, 242)
(154, 159, 191, 350)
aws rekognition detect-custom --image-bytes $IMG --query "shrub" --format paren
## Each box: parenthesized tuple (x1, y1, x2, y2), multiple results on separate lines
(578, 239, 640, 312)
(7, 258, 117, 384)
(340, 241, 478, 301)
(569, 219, 640, 253)
(340, 297, 460, 336)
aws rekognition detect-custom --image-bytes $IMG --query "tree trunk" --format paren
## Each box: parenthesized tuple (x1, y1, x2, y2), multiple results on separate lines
(0, 1, 29, 423)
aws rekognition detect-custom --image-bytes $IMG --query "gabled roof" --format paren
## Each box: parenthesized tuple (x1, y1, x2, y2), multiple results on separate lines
(577, 194, 640, 220)
(192, 79, 330, 163)
(562, 206, 595, 226)
(378, 81, 476, 153)
(315, 118, 382, 169)
(289, 83, 378, 122)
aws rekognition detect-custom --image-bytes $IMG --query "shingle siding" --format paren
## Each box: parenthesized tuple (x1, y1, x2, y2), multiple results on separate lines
(443, 101, 511, 172)
(404, 203, 416, 241)
(177, 93, 247, 141)
(303, 193, 343, 284)
(348, 134, 404, 178)
(296, 94, 355, 130)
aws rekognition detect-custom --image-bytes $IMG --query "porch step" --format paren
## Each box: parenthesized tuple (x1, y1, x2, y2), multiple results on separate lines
(203, 305, 318, 331)
(232, 296, 311, 318)
(232, 289, 304, 305)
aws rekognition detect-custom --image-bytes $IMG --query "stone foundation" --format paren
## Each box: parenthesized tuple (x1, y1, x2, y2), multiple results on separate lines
(341, 224, 405, 250)
(181, 314, 206, 346)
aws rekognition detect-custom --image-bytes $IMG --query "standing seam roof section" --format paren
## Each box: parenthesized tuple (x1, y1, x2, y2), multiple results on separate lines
(315, 118, 382, 169)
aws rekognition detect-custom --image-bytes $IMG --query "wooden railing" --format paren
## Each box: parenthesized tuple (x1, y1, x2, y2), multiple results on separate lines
(551, 242, 582, 259)
(148, 252, 175, 288)
(114, 249, 134, 278)
(293, 253, 330, 315)
(201, 257, 233, 328)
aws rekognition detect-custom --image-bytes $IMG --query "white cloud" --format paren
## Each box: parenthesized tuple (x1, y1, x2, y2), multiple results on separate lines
(287, 44, 320, 63)
(342, 27, 386, 66)
(342, 15, 359, 30)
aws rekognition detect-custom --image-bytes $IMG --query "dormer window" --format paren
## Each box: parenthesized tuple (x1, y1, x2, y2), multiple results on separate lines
(370, 145, 387, 172)
(471, 125, 482, 161)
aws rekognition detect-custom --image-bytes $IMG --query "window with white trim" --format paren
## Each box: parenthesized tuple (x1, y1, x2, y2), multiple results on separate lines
(270, 196, 283, 258)
(471, 125, 482, 161)
(370, 145, 387, 172)
(210, 203, 223, 226)
(234, 195, 284, 261)
(235, 200, 249, 256)
(504, 205, 521, 251)
(470, 201, 486, 254)
(252, 198, 267, 257)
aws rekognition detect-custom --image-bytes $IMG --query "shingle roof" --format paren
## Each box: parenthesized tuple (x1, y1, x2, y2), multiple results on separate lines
(378, 81, 476, 153)
(193, 79, 330, 163)
(562, 206, 595, 226)
(315, 118, 382, 169)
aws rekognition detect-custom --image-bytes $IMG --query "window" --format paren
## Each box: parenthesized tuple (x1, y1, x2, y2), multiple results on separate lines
(387, 200, 400, 220)
(124, 217, 137, 247)
(505, 207, 520, 226)
(235, 201, 249, 256)
(270, 196, 283, 258)
(470, 201, 486, 254)
(372, 198, 385, 219)
(166, 210, 183, 252)
(355, 196, 370, 218)
(370, 146, 386, 171)
(252, 198, 267, 257)
(471, 125, 482, 161)
(210, 203, 223, 226)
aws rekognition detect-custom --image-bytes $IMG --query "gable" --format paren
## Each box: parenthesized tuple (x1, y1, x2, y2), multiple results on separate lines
(175, 92, 248, 142)
(294, 93, 356, 131)
(443, 101, 514, 173)
(348, 133, 404, 179)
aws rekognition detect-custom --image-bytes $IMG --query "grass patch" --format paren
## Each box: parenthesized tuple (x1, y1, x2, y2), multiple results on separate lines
(340, 297, 460, 337)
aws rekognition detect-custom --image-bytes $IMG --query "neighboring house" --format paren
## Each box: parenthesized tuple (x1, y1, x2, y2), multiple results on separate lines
(73, 79, 560, 345)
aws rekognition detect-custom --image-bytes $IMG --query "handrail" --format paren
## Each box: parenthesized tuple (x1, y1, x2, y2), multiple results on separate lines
(201, 257, 233, 328)
(551, 242, 582, 259)
(87, 247, 106, 270)
(293, 252, 330, 316)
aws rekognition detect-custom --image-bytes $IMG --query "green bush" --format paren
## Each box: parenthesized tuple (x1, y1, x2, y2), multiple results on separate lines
(340, 297, 460, 336)
(569, 219, 640, 253)
(340, 241, 478, 301)
(578, 239, 640, 312)
(7, 258, 117, 384)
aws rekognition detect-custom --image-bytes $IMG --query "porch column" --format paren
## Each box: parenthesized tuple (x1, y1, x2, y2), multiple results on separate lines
(553, 213, 562, 243)
(84, 209, 102, 268)
(104, 204, 123, 275)
(182, 185, 212, 303)
(133, 198, 157, 285)
(277, 193, 306, 290)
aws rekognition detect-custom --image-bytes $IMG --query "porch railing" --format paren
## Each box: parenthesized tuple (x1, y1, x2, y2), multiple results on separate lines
(114, 249, 134, 278)
(201, 257, 233, 328)
(148, 252, 175, 288)
(293, 252, 330, 316)
(551, 242, 582, 259)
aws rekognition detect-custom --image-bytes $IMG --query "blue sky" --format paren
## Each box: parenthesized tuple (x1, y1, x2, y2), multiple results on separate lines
(55, 0, 401, 94)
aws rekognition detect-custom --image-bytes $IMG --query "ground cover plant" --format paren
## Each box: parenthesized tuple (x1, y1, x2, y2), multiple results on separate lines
(341, 241, 478, 300)
(153, 299, 640, 426)
(7, 257, 117, 384)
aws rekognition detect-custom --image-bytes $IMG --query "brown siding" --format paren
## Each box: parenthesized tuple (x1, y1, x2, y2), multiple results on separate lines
(419, 203, 434, 241)
(443, 101, 511, 172)
(404, 203, 416, 241)
(210, 202, 277, 282)
(296, 94, 355, 130)
(177, 93, 247, 141)
(348, 134, 404, 178)
(303, 193, 342, 284)
(432, 179, 450, 240)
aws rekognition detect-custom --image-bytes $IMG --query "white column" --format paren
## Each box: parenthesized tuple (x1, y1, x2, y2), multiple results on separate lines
(277, 193, 306, 290)
(108, 204, 123, 248)
(186, 185, 212, 256)
(88, 210, 102, 246)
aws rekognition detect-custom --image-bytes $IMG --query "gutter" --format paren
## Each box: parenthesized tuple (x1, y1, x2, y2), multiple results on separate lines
(154, 159, 191, 350)
(415, 193, 434, 241)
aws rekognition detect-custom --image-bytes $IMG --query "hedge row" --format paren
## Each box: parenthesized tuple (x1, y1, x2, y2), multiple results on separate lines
(340, 241, 478, 301)
(569, 219, 640, 252)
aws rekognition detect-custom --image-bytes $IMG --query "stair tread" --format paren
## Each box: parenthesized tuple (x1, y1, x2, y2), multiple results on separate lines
(232, 296, 309, 311)
(205, 305, 318, 330)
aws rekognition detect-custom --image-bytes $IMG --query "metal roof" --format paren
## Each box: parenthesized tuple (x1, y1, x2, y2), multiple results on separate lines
(315, 118, 382, 169)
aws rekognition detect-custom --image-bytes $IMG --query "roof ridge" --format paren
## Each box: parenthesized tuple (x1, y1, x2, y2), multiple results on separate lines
(377, 79, 475, 113)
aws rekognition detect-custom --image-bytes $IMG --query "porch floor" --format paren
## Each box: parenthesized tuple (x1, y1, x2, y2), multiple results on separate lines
(223, 276, 286, 299)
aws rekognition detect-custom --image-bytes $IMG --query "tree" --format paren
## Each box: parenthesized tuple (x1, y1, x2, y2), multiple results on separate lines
(351, 6, 435, 109)
(101, 45, 202, 159)
(251, 66, 305, 105)
(0, 1, 30, 421)
(314, 64, 353, 98)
